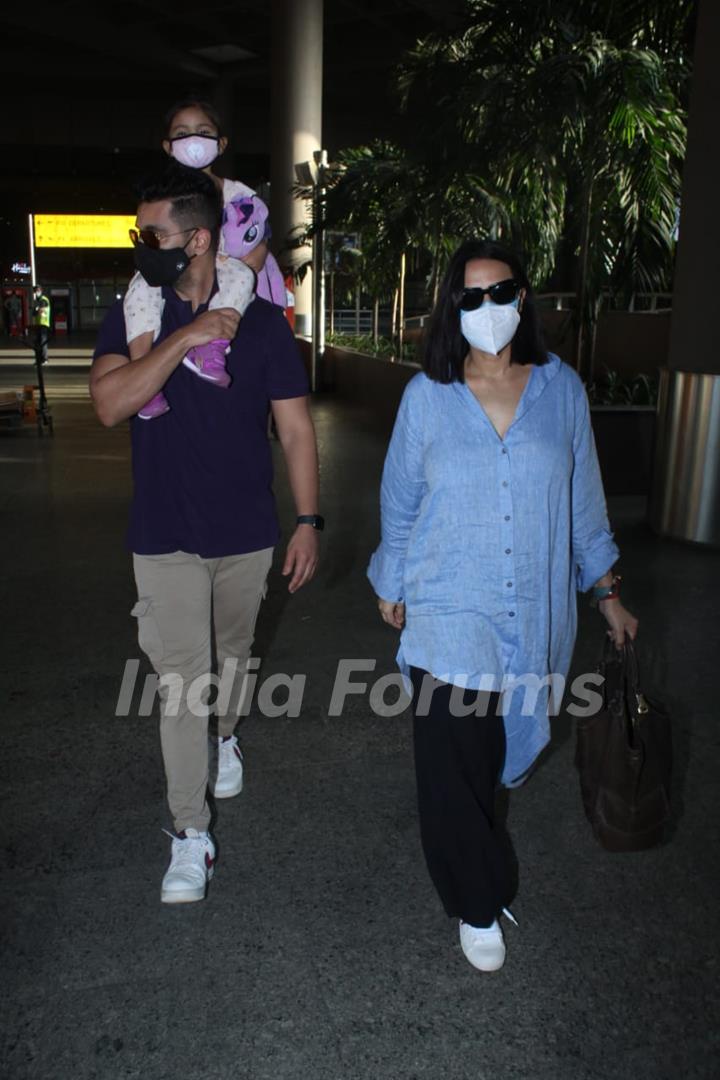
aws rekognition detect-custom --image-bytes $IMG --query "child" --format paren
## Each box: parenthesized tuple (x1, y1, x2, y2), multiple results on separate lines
(125, 99, 275, 420)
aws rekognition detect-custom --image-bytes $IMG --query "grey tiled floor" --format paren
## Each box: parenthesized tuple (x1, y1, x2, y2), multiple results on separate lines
(1, 394, 718, 1080)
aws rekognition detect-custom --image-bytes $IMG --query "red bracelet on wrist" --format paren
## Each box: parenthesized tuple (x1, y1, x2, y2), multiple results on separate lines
(592, 574, 622, 605)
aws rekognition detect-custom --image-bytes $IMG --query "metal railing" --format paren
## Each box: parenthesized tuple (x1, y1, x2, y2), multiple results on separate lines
(536, 292, 673, 312)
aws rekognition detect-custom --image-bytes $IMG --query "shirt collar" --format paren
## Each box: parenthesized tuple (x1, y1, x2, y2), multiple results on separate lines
(455, 352, 562, 437)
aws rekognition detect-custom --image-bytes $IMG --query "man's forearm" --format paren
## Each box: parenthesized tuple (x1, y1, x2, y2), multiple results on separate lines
(91, 325, 194, 427)
(280, 429, 319, 516)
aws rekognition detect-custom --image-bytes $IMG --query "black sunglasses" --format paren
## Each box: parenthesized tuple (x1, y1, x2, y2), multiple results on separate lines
(459, 279, 520, 310)
(129, 227, 198, 250)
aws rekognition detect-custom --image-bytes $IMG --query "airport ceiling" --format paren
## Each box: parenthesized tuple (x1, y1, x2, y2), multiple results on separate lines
(1, 1, 465, 224)
(3, 1, 463, 103)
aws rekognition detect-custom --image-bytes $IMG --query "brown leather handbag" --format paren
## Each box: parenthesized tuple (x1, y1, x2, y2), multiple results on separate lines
(575, 637, 672, 851)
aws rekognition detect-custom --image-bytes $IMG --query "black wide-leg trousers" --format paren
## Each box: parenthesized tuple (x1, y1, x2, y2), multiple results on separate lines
(410, 667, 513, 929)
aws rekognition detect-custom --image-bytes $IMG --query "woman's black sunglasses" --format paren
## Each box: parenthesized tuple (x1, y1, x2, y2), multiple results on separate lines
(459, 279, 520, 310)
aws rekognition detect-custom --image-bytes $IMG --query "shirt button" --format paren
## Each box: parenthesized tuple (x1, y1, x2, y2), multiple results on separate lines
(507, 581, 513, 587)
(501, 448, 508, 454)
(504, 515, 510, 521)
(505, 548, 511, 554)
(502, 480, 509, 487)
(508, 611, 515, 617)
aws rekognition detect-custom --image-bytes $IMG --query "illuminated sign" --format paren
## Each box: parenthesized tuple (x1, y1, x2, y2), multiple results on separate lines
(11, 262, 31, 274)
(33, 214, 135, 249)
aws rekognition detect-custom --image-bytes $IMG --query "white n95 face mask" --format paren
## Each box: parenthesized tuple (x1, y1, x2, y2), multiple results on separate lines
(170, 135, 220, 169)
(460, 300, 520, 355)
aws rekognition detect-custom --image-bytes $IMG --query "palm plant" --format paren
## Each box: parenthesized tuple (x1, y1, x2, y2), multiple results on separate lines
(398, 0, 691, 380)
(294, 1, 691, 378)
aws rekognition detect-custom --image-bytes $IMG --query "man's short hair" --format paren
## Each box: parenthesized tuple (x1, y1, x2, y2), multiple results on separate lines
(135, 161, 223, 247)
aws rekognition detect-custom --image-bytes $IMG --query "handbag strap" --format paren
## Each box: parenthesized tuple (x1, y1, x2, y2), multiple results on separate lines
(600, 636, 648, 720)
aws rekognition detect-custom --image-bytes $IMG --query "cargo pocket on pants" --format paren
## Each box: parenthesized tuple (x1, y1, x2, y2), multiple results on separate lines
(130, 597, 164, 669)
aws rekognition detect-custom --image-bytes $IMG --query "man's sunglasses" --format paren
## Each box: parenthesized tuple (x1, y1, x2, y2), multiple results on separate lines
(459, 279, 520, 310)
(129, 227, 198, 249)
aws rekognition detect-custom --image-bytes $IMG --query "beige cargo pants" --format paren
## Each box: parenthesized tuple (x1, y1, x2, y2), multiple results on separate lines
(131, 548, 273, 832)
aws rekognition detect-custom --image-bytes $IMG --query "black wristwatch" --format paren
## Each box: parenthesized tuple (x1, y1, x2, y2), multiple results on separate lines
(296, 514, 324, 531)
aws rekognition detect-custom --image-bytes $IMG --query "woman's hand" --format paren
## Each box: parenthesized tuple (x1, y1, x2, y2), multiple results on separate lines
(378, 598, 405, 629)
(599, 599, 639, 649)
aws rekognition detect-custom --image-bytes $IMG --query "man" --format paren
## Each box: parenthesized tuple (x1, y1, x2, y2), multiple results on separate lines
(91, 163, 321, 903)
(8, 292, 22, 336)
(31, 285, 51, 362)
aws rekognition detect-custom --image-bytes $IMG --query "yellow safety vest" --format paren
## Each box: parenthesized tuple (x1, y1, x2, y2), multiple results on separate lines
(33, 295, 51, 328)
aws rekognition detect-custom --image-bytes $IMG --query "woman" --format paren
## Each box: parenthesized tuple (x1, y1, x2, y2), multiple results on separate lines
(367, 240, 638, 973)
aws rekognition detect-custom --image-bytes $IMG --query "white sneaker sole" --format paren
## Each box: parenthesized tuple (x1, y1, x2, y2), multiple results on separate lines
(464, 951, 506, 973)
(181, 354, 228, 383)
(161, 866, 214, 904)
(211, 777, 243, 799)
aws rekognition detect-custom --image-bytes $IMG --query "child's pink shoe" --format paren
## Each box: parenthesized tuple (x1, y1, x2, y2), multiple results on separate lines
(182, 339, 232, 388)
(138, 391, 170, 420)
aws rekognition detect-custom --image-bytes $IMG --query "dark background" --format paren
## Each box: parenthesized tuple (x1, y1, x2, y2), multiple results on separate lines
(0, 1, 463, 280)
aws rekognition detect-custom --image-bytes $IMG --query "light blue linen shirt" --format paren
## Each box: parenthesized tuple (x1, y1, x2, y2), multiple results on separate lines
(367, 353, 619, 786)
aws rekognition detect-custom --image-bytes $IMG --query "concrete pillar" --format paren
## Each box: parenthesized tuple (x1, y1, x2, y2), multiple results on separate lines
(270, 0, 323, 337)
(649, 0, 720, 544)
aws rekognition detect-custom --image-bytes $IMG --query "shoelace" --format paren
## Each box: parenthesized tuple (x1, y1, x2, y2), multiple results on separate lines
(162, 828, 207, 865)
(218, 739, 242, 767)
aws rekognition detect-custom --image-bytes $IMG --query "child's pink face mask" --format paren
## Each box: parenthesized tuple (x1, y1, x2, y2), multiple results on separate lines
(170, 135, 220, 169)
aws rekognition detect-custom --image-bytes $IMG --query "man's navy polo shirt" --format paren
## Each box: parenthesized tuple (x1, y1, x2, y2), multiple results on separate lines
(93, 287, 309, 558)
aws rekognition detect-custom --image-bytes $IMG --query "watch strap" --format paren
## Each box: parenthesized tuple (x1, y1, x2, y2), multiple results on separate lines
(296, 514, 324, 531)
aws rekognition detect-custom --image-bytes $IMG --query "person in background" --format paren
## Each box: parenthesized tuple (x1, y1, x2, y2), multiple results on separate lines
(368, 239, 638, 974)
(8, 292, 23, 336)
(31, 285, 51, 363)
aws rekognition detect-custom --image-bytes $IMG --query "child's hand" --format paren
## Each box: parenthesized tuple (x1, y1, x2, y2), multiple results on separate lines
(241, 241, 269, 274)
(187, 308, 240, 347)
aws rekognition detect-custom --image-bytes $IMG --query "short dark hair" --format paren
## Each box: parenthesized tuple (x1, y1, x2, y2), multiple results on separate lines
(422, 239, 548, 383)
(164, 97, 223, 137)
(135, 160, 223, 247)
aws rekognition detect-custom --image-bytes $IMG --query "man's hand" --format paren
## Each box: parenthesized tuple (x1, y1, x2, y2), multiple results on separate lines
(282, 525, 320, 593)
(185, 307, 240, 348)
(378, 599, 405, 629)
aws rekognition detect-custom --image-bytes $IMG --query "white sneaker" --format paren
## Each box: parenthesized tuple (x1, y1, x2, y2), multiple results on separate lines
(211, 735, 244, 799)
(161, 828, 215, 904)
(459, 909, 518, 972)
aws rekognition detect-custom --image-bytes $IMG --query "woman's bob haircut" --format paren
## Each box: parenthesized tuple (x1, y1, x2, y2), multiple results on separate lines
(422, 239, 548, 383)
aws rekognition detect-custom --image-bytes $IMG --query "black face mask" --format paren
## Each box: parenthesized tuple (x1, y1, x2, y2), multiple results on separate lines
(133, 242, 193, 288)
